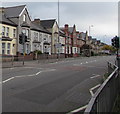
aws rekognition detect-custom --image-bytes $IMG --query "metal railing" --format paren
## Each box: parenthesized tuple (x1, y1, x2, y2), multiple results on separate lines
(84, 62, 119, 113)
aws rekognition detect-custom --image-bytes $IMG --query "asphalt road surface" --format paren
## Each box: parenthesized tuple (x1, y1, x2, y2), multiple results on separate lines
(2, 56, 116, 112)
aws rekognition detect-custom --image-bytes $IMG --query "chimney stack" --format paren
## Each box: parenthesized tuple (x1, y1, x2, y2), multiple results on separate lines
(65, 24, 68, 29)
(33, 18, 41, 25)
(0, 7, 4, 13)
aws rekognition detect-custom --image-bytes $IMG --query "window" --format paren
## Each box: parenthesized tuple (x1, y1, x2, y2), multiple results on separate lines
(13, 29, 16, 38)
(39, 33, 42, 42)
(2, 43, 5, 54)
(26, 29, 29, 37)
(2, 26, 5, 36)
(26, 44, 29, 54)
(22, 29, 29, 38)
(6, 27, 9, 37)
(74, 48, 76, 53)
(23, 14, 26, 22)
(34, 32, 38, 41)
(13, 44, 15, 47)
(7, 43, 11, 54)
(44, 38, 46, 41)
(22, 29, 26, 34)
(44, 35, 48, 41)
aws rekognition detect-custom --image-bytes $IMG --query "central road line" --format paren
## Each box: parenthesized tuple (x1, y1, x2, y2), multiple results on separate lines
(3, 69, 56, 84)
(3, 77, 15, 83)
(90, 75, 101, 79)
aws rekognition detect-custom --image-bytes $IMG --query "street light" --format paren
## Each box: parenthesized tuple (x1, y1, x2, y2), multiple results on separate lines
(89, 25, 94, 36)
(88, 25, 93, 56)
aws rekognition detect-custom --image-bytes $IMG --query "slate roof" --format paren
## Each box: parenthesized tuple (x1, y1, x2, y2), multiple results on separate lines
(31, 22, 52, 34)
(40, 19, 56, 29)
(80, 32, 86, 39)
(59, 29, 65, 37)
(4, 5, 26, 18)
(21, 22, 30, 28)
(0, 13, 17, 26)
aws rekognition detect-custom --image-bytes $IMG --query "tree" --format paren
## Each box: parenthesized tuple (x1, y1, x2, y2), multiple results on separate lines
(101, 45, 117, 53)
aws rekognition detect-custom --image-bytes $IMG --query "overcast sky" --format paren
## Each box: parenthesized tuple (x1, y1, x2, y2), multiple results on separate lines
(1, 2, 118, 44)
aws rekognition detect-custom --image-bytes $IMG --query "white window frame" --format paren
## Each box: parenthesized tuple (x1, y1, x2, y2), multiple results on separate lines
(7, 43, 11, 55)
(39, 33, 42, 42)
(2, 26, 5, 36)
(23, 14, 26, 22)
(6, 27, 9, 37)
(13, 29, 16, 38)
(2, 43, 5, 54)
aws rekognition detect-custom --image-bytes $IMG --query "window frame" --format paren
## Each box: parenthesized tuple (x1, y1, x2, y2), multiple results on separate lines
(6, 27, 9, 37)
(2, 26, 5, 36)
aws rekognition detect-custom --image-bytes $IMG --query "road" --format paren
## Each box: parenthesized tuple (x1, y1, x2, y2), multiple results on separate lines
(2, 56, 116, 112)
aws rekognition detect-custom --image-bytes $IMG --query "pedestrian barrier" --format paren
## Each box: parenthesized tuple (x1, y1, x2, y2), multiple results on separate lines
(84, 62, 119, 113)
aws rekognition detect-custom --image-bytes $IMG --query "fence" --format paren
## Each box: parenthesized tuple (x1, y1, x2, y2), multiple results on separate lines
(84, 62, 119, 113)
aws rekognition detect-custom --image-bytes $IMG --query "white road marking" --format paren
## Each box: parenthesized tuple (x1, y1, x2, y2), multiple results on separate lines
(90, 75, 101, 79)
(86, 61, 88, 63)
(89, 84, 101, 96)
(36, 71, 42, 75)
(2, 68, 56, 83)
(2, 77, 15, 83)
(68, 105, 88, 114)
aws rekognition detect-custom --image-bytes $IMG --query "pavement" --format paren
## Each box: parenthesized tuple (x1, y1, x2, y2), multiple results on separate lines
(2, 55, 116, 112)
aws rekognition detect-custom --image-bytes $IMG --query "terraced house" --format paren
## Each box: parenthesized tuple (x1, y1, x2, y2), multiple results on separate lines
(0, 8, 17, 56)
(31, 19, 52, 55)
(0, 4, 105, 59)
(0, 5, 31, 56)
(40, 19, 59, 54)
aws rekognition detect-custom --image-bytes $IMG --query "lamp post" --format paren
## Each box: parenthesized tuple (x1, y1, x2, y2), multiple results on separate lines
(57, 0, 60, 59)
(88, 25, 93, 56)
(89, 25, 94, 37)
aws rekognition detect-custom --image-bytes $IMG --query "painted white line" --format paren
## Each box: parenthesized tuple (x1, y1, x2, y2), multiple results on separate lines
(3, 77, 15, 83)
(68, 105, 88, 114)
(89, 84, 101, 96)
(15, 74, 35, 78)
(36, 71, 42, 75)
(90, 89, 94, 96)
(90, 75, 101, 79)
(86, 61, 88, 63)
(2, 69, 56, 83)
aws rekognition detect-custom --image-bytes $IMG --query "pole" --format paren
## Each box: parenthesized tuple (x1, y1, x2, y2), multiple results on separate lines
(57, 0, 60, 59)
(116, 48, 119, 70)
(22, 33, 25, 65)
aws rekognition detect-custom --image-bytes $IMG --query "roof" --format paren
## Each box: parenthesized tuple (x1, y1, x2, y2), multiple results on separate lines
(59, 29, 65, 37)
(40, 19, 56, 29)
(21, 22, 30, 28)
(4, 5, 26, 18)
(80, 32, 86, 39)
(0, 13, 17, 26)
(68, 27, 74, 33)
(31, 22, 52, 34)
